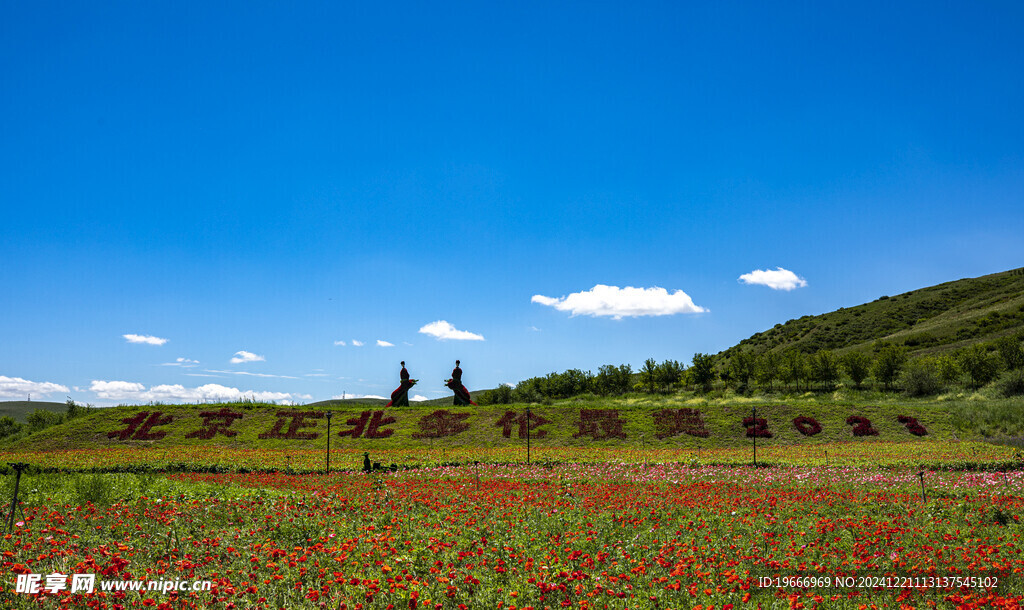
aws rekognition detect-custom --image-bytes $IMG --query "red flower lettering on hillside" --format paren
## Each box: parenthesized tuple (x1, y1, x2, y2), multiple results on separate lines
(412, 410, 471, 439)
(108, 411, 174, 441)
(337, 411, 396, 439)
(792, 415, 822, 437)
(897, 415, 928, 436)
(184, 409, 244, 439)
(846, 415, 879, 437)
(573, 410, 627, 440)
(652, 409, 710, 439)
(742, 416, 772, 438)
(258, 411, 323, 440)
(495, 411, 550, 439)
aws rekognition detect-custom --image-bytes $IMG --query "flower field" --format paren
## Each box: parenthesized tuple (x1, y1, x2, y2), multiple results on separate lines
(1, 444, 1023, 609)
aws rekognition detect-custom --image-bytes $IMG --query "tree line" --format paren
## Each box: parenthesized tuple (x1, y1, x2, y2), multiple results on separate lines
(479, 332, 1024, 404)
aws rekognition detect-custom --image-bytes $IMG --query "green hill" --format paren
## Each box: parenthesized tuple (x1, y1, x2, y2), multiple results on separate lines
(720, 267, 1024, 360)
(0, 400, 66, 422)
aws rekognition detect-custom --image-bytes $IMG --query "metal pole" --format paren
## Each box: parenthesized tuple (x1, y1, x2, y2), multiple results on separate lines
(752, 406, 757, 467)
(7, 463, 27, 532)
(526, 407, 531, 465)
(326, 412, 333, 475)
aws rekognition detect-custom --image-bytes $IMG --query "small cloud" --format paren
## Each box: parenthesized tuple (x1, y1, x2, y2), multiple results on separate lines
(333, 340, 346, 346)
(123, 334, 168, 345)
(206, 369, 298, 379)
(403, 341, 413, 346)
(377, 340, 394, 347)
(184, 373, 223, 378)
(161, 357, 199, 367)
(351, 340, 364, 347)
(738, 267, 808, 291)
(418, 320, 485, 341)
(531, 284, 706, 319)
(411, 395, 428, 401)
(0, 375, 70, 399)
(304, 373, 330, 377)
(529, 326, 541, 332)
(230, 351, 265, 364)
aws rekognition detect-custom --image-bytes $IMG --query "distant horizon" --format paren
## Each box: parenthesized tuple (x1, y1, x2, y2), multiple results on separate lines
(3, 2, 1023, 406)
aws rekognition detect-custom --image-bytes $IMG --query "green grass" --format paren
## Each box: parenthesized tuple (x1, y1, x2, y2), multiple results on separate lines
(0, 400, 66, 422)
(4, 391, 1015, 454)
(720, 266, 1024, 360)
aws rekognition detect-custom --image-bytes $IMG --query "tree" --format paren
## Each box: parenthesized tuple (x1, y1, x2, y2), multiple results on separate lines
(810, 350, 840, 389)
(655, 360, 684, 391)
(935, 354, 961, 384)
(996, 336, 1024, 371)
(842, 351, 872, 390)
(728, 352, 755, 390)
(595, 364, 633, 396)
(780, 349, 808, 391)
(690, 353, 716, 392)
(872, 346, 907, 391)
(641, 358, 659, 393)
(754, 351, 780, 391)
(27, 409, 64, 432)
(0, 416, 22, 439)
(958, 344, 1000, 388)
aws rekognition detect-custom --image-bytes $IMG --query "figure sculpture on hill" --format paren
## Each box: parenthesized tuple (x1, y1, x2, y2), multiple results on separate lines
(446, 359, 476, 406)
(386, 361, 416, 407)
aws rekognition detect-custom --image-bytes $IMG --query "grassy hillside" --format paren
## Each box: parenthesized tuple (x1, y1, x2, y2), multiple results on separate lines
(0, 393, 976, 454)
(0, 400, 66, 421)
(721, 267, 1024, 360)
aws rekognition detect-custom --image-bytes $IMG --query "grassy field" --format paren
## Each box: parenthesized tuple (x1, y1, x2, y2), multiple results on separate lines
(1, 392, 1022, 608)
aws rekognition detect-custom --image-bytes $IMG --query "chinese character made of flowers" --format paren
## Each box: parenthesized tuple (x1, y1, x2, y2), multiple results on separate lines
(337, 410, 396, 439)
(412, 410, 471, 439)
(107, 411, 174, 441)
(184, 408, 244, 440)
(258, 411, 323, 440)
(495, 410, 550, 439)
(573, 409, 627, 440)
(652, 408, 709, 439)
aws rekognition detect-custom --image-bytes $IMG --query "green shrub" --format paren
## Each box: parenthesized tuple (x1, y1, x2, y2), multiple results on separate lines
(479, 384, 513, 405)
(997, 369, 1024, 398)
(27, 409, 64, 433)
(902, 359, 943, 397)
(0, 416, 22, 439)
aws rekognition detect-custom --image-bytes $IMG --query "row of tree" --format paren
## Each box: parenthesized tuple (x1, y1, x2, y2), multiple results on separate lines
(478, 333, 1024, 403)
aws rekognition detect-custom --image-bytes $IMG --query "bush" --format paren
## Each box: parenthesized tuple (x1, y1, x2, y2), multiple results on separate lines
(27, 409, 64, 433)
(479, 384, 513, 405)
(0, 416, 22, 439)
(997, 369, 1024, 397)
(958, 344, 1000, 388)
(902, 359, 943, 397)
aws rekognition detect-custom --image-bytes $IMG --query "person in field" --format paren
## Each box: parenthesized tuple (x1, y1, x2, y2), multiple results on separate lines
(386, 361, 416, 407)
(446, 359, 476, 405)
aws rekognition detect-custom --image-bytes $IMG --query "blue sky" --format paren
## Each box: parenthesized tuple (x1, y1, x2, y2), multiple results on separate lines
(2, 1, 1023, 405)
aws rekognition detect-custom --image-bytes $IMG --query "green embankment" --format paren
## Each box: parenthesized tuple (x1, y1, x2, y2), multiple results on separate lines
(2, 393, 968, 453)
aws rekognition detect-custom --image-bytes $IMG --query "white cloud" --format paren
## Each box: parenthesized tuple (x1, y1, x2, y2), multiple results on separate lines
(377, 340, 394, 347)
(161, 357, 199, 367)
(411, 395, 428, 401)
(0, 375, 70, 399)
(529, 326, 541, 332)
(304, 373, 329, 377)
(123, 334, 168, 346)
(206, 369, 299, 379)
(738, 267, 808, 291)
(333, 340, 346, 346)
(351, 340, 364, 347)
(418, 320, 485, 341)
(230, 350, 265, 364)
(89, 379, 299, 403)
(531, 284, 707, 319)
